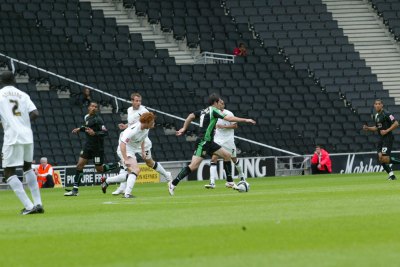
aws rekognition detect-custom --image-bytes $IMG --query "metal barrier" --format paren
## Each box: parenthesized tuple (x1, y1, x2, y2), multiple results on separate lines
(194, 52, 235, 64)
(0, 52, 299, 157)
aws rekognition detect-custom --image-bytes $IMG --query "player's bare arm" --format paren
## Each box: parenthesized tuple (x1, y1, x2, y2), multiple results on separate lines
(85, 128, 96, 136)
(72, 127, 81, 134)
(119, 142, 129, 164)
(380, 120, 399, 136)
(224, 115, 256, 125)
(118, 123, 128, 130)
(362, 125, 378, 132)
(216, 124, 238, 129)
(29, 109, 39, 121)
(176, 113, 196, 136)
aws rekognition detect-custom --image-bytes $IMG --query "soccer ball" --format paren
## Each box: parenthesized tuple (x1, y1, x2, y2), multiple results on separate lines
(235, 181, 250, 193)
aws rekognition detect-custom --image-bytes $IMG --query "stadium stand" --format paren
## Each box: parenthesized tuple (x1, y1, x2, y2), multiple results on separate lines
(0, 0, 396, 166)
(223, 0, 399, 116)
(371, 0, 400, 40)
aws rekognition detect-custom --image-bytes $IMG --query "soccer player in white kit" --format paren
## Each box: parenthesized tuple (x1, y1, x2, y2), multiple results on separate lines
(0, 71, 44, 215)
(101, 112, 156, 198)
(110, 93, 171, 195)
(205, 99, 245, 189)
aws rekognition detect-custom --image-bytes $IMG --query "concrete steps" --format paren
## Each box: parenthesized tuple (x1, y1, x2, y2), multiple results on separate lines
(322, 0, 400, 104)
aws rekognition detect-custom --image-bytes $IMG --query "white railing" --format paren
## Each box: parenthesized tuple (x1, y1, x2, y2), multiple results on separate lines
(0, 52, 299, 156)
(194, 52, 235, 64)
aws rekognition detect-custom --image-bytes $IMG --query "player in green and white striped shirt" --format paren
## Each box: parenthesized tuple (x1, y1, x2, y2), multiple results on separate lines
(168, 93, 256, 195)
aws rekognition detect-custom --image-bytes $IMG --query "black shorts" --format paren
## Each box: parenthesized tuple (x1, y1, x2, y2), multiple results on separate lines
(193, 139, 221, 158)
(377, 135, 394, 156)
(80, 147, 104, 165)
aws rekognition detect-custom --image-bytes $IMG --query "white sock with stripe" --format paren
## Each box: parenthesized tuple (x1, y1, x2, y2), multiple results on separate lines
(25, 169, 42, 206)
(125, 173, 137, 196)
(153, 162, 168, 177)
(106, 170, 128, 183)
(7, 175, 34, 210)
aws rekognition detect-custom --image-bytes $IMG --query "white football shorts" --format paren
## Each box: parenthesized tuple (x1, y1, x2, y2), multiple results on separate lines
(117, 139, 153, 169)
(2, 143, 34, 168)
(215, 139, 237, 157)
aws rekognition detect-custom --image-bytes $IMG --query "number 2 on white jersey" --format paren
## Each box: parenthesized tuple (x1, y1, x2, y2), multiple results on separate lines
(9, 100, 21, 116)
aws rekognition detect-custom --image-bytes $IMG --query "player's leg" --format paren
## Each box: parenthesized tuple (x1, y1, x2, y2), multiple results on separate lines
(65, 155, 88, 196)
(232, 157, 245, 181)
(100, 159, 120, 172)
(168, 155, 203, 195)
(221, 140, 244, 181)
(376, 140, 392, 178)
(144, 152, 172, 181)
(205, 154, 219, 189)
(142, 137, 170, 180)
(101, 158, 128, 194)
(213, 146, 235, 187)
(168, 140, 209, 195)
(123, 156, 140, 198)
(378, 138, 396, 180)
(22, 144, 43, 211)
(3, 144, 35, 214)
(113, 181, 127, 195)
(111, 151, 127, 195)
(106, 169, 128, 184)
(170, 140, 203, 188)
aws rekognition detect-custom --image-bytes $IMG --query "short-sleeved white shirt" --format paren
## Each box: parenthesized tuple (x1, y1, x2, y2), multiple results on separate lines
(119, 122, 149, 150)
(127, 105, 149, 126)
(214, 109, 236, 143)
(0, 86, 36, 145)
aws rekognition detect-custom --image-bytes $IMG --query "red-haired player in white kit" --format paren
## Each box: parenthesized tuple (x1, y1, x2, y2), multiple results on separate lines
(101, 112, 156, 198)
(110, 93, 171, 195)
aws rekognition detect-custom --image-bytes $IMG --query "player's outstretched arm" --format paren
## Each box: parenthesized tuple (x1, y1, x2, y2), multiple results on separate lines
(362, 125, 377, 132)
(224, 115, 256, 125)
(176, 113, 196, 136)
(216, 123, 238, 129)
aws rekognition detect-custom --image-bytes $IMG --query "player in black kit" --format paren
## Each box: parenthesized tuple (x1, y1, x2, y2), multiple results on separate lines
(64, 102, 119, 196)
(363, 99, 400, 180)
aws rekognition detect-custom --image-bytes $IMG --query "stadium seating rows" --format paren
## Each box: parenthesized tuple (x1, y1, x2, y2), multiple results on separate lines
(0, 0, 394, 166)
(371, 0, 400, 39)
(224, 0, 400, 118)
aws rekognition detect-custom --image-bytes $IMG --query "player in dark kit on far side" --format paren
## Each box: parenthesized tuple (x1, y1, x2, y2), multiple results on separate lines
(363, 99, 400, 180)
(168, 93, 256, 195)
(64, 101, 120, 196)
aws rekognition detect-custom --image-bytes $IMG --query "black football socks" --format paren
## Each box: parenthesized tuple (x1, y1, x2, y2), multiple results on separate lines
(102, 162, 120, 172)
(223, 161, 233, 183)
(381, 163, 393, 174)
(73, 170, 83, 190)
(172, 166, 192, 186)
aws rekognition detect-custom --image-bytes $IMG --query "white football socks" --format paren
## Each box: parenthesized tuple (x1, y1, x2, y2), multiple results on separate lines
(234, 159, 245, 180)
(210, 163, 217, 185)
(7, 175, 34, 210)
(24, 169, 42, 206)
(154, 162, 168, 178)
(106, 170, 128, 183)
(125, 173, 137, 196)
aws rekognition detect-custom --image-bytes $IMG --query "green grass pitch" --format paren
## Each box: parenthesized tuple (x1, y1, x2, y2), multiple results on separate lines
(1, 172, 400, 267)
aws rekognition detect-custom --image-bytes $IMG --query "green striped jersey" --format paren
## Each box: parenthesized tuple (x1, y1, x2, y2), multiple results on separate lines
(193, 106, 226, 141)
